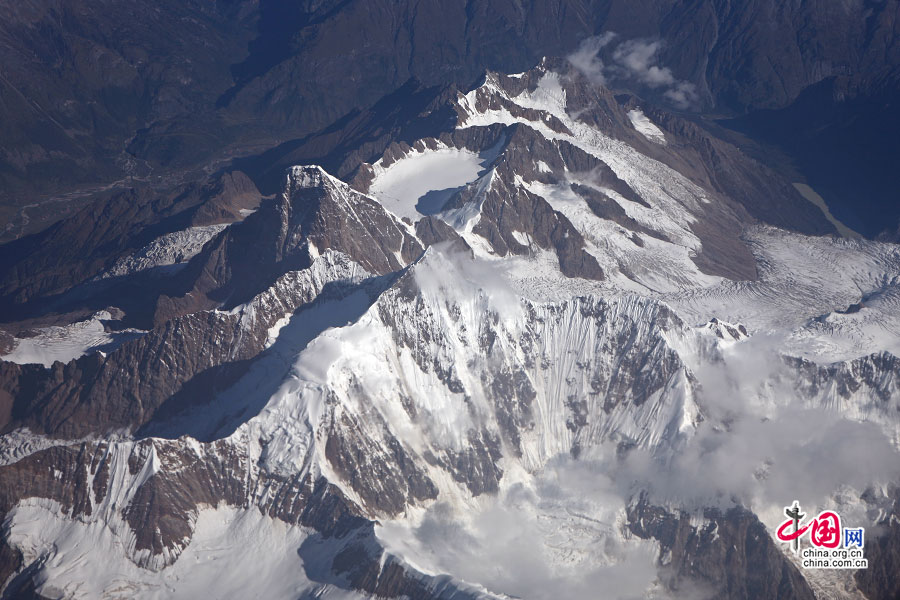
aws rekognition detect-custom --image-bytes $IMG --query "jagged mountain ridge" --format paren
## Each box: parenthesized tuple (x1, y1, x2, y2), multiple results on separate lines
(1, 60, 899, 599)
(3, 0, 898, 240)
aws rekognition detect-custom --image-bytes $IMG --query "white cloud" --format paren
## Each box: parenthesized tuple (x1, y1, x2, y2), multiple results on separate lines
(664, 81, 699, 110)
(376, 321, 900, 597)
(617, 331, 900, 512)
(568, 34, 699, 109)
(612, 40, 675, 87)
(413, 242, 524, 322)
(567, 32, 617, 85)
(378, 455, 669, 600)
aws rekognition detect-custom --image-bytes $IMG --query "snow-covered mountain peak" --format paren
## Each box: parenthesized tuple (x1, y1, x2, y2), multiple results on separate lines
(286, 164, 344, 192)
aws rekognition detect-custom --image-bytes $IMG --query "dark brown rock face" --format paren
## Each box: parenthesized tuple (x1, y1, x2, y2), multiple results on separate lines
(343, 63, 835, 285)
(788, 352, 900, 404)
(0, 266, 339, 438)
(628, 496, 817, 600)
(855, 488, 900, 600)
(414, 217, 473, 255)
(323, 405, 439, 515)
(0, 444, 109, 519)
(468, 177, 606, 281)
(155, 166, 422, 323)
(0, 436, 483, 599)
(0, 167, 423, 440)
(571, 183, 669, 242)
(0, 171, 262, 313)
(635, 104, 834, 239)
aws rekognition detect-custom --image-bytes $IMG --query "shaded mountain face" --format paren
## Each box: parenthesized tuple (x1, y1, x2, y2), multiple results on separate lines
(1, 0, 898, 238)
(2, 56, 900, 599)
(723, 71, 900, 240)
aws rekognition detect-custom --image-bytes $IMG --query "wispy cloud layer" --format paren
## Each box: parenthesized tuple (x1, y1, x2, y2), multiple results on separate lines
(378, 322, 900, 599)
(567, 32, 617, 86)
(378, 456, 670, 600)
(568, 34, 699, 109)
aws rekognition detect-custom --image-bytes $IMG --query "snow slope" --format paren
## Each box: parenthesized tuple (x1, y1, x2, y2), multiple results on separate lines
(369, 145, 495, 222)
(100, 224, 229, 279)
(627, 109, 667, 145)
(6, 502, 366, 600)
(1, 310, 145, 367)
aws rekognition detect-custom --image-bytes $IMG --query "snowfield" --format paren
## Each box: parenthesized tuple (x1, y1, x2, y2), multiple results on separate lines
(369, 146, 490, 222)
(6, 502, 366, 600)
(100, 224, 230, 279)
(627, 109, 667, 145)
(1, 310, 145, 367)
